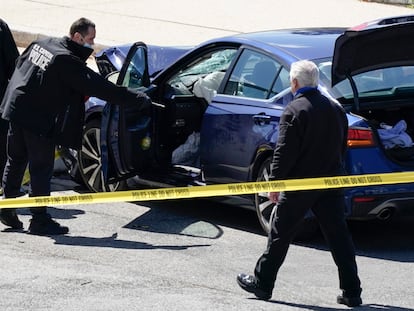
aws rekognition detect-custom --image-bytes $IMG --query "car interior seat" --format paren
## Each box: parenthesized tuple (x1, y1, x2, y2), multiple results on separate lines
(243, 61, 277, 99)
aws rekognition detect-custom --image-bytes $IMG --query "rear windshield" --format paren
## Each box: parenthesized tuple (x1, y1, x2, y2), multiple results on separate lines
(314, 58, 414, 100)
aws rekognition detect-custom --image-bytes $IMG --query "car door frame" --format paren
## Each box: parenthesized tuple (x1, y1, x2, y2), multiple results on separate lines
(101, 42, 151, 183)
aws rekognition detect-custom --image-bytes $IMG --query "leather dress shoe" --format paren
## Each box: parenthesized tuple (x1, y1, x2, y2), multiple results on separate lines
(337, 294, 362, 307)
(0, 209, 23, 229)
(236, 273, 272, 300)
(29, 214, 69, 235)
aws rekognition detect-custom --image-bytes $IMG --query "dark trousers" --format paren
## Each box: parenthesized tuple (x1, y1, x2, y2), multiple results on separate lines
(0, 118, 9, 180)
(254, 189, 361, 297)
(2, 122, 55, 215)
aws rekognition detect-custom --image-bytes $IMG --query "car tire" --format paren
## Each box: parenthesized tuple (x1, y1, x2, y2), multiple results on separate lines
(254, 157, 274, 234)
(57, 146, 84, 184)
(78, 118, 125, 192)
(254, 157, 319, 240)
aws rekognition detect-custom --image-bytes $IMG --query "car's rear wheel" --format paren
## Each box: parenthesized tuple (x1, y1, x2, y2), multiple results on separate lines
(254, 157, 274, 233)
(254, 157, 319, 240)
(78, 119, 123, 192)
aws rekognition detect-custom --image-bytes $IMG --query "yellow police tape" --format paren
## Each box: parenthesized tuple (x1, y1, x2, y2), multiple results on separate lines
(0, 171, 413, 209)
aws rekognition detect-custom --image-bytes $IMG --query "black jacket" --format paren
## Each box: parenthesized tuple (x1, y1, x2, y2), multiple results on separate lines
(0, 36, 150, 149)
(270, 88, 348, 180)
(0, 19, 19, 101)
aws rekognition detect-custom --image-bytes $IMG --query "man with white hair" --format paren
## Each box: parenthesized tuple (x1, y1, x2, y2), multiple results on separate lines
(237, 60, 362, 307)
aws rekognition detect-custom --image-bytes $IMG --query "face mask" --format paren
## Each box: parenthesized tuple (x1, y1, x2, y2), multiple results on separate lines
(83, 42, 93, 48)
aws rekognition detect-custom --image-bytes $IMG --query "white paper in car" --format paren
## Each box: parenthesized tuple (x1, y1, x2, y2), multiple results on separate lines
(151, 101, 165, 108)
(193, 71, 225, 103)
(172, 132, 200, 166)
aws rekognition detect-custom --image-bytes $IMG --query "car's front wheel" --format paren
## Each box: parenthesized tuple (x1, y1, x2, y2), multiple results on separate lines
(78, 119, 123, 192)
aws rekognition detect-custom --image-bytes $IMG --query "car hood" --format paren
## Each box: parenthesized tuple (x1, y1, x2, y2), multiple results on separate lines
(331, 22, 414, 86)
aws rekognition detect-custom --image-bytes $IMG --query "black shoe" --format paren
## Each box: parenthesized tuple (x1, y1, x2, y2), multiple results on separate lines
(29, 214, 69, 235)
(0, 209, 23, 229)
(337, 294, 362, 307)
(236, 273, 272, 300)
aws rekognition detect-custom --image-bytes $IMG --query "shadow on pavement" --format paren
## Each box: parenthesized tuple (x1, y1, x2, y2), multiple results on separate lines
(268, 300, 414, 311)
(127, 197, 414, 263)
(18, 206, 85, 220)
(125, 197, 264, 239)
(296, 218, 414, 262)
(50, 232, 211, 250)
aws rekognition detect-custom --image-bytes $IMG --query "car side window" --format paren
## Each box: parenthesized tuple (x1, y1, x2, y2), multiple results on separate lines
(224, 50, 287, 99)
(120, 46, 147, 89)
(269, 67, 290, 97)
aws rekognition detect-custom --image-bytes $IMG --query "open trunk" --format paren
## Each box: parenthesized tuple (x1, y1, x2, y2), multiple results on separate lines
(332, 22, 414, 167)
(350, 102, 414, 166)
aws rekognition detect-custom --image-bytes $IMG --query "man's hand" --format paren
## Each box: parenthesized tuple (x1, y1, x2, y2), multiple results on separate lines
(268, 192, 280, 204)
(136, 91, 152, 110)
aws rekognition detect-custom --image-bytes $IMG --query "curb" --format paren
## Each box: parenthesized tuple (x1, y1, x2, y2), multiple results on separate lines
(363, 0, 413, 3)
(11, 29, 110, 53)
(11, 30, 46, 49)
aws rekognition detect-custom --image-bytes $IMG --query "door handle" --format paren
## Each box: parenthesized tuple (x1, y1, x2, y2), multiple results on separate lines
(253, 114, 271, 125)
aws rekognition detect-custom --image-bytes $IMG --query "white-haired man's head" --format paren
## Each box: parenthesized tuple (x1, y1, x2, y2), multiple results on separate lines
(289, 60, 319, 94)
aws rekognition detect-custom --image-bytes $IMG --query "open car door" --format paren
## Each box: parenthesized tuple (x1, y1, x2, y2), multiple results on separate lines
(101, 42, 152, 183)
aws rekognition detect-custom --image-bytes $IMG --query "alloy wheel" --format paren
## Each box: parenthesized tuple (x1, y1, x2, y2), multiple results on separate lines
(254, 158, 274, 234)
(78, 119, 121, 192)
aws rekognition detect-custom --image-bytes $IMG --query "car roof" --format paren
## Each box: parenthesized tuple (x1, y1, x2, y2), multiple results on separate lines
(332, 21, 414, 85)
(203, 28, 347, 62)
(153, 27, 347, 87)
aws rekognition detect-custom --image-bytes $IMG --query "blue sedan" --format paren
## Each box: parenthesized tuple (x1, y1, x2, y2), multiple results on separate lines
(73, 23, 414, 237)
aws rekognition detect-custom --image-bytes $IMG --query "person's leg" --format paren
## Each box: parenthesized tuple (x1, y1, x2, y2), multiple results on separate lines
(254, 191, 316, 291)
(22, 129, 68, 235)
(312, 190, 362, 305)
(23, 128, 55, 216)
(0, 118, 9, 191)
(0, 122, 28, 229)
(2, 122, 28, 198)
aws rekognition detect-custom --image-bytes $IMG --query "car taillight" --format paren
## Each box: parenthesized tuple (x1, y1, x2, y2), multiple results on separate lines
(353, 197, 376, 203)
(349, 22, 369, 31)
(347, 128, 376, 147)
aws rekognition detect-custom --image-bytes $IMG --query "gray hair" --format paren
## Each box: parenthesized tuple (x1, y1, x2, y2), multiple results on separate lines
(289, 60, 319, 88)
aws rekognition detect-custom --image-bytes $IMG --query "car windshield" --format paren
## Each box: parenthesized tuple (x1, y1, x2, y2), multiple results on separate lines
(166, 48, 238, 94)
(314, 58, 414, 100)
(176, 49, 237, 77)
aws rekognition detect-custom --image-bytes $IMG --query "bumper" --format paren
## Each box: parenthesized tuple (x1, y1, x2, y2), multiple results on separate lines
(347, 192, 414, 220)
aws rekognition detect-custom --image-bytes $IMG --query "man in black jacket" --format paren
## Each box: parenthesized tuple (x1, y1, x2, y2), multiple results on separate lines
(236, 60, 362, 307)
(0, 19, 19, 195)
(0, 17, 151, 235)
